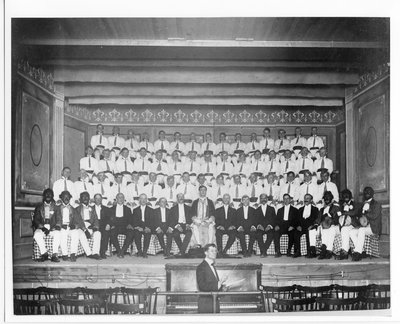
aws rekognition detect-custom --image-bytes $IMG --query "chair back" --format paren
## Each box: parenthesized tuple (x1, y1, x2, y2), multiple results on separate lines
(106, 302, 141, 314)
(58, 298, 102, 315)
(271, 297, 317, 312)
(316, 297, 361, 311)
(259, 285, 298, 312)
(120, 287, 159, 314)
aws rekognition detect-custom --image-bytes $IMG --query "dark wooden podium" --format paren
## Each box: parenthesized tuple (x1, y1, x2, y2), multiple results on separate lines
(165, 263, 264, 314)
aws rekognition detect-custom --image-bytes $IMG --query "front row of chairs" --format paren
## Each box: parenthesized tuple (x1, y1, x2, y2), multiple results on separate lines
(14, 284, 389, 314)
(13, 286, 159, 315)
(259, 284, 390, 312)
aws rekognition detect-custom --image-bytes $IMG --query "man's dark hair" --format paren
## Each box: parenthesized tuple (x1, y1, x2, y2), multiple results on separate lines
(198, 185, 207, 191)
(323, 191, 334, 201)
(341, 189, 353, 199)
(204, 243, 217, 252)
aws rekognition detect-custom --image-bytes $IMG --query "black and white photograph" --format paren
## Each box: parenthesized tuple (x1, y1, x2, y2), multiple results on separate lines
(2, 0, 400, 322)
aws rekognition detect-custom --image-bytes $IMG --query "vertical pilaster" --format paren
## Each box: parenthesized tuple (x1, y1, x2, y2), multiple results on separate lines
(51, 91, 64, 185)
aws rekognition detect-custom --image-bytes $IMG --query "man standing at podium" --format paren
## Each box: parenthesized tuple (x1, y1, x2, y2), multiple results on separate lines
(196, 243, 225, 313)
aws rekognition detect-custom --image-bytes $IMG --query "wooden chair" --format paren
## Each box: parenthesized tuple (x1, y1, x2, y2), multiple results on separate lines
(120, 287, 159, 314)
(81, 287, 119, 310)
(259, 285, 298, 312)
(14, 299, 56, 315)
(330, 284, 368, 299)
(316, 297, 361, 311)
(106, 302, 141, 314)
(271, 297, 317, 312)
(58, 298, 102, 314)
(359, 296, 390, 310)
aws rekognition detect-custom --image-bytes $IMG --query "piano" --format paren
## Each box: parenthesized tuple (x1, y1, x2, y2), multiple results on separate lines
(165, 263, 265, 314)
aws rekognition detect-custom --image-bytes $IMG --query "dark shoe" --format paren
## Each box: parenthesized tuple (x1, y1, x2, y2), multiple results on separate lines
(325, 250, 333, 260)
(92, 254, 101, 260)
(318, 244, 327, 259)
(136, 251, 143, 257)
(275, 252, 282, 258)
(352, 252, 362, 262)
(117, 251, 124, 258)
(62, 255, 69, 261)
(338, 250, 348, 260)
(143, 252, 148, 258)
(260, 253, 267, 258)
(51, 254, 60, 263)
(38, 252, 49, 262)
(293, 251, 301, 258)
(70, 253, 77, 262)
(100, 254, 107, 259)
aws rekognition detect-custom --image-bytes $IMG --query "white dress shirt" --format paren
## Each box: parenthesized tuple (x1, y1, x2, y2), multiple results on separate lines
(116, 204, 124, 217)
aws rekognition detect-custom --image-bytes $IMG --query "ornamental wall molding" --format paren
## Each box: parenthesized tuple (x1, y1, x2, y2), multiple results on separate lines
(17, 59, 55, 92)
(353, 63, 390, 95)
(65, 105, 345, 125)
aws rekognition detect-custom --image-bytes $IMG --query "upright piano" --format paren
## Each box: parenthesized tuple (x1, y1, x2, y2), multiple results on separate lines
(165, 263, 264, 314)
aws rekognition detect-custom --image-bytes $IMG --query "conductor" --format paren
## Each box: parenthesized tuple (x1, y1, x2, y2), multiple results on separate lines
(196, 243, 226, 313)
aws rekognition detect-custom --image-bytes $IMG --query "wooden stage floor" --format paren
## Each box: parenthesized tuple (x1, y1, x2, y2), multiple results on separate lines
(13, 254, 390, 289)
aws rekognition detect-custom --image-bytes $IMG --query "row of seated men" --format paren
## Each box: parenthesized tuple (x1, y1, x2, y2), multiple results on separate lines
(33, 184, 382, 263)
(89, 125, 326, 160)
(54, 165, 338, 211)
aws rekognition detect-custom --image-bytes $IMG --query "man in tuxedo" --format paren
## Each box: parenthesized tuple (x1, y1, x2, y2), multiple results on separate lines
(93, 193, 111, 259)
(298, 194, 320, 258)
(196, 243, 225, 313)
(152, 197, 174, 257)
(109, 193, 133, 258)
(32, 188, 61, 262)
(276, 194, 301, 257)
(214, 194, 237, 256)
(349, 187, 382, 261)
(255, 193, 279, 257)
(130, 193, 154, 258)
(169, 193, 193, 255)
(236, 195, 257, 257)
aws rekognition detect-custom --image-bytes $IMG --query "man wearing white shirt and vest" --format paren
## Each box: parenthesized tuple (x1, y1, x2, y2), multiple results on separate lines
(151, 150, 169, 185)
(215, 132, 231, 155)
(349, 187, 382, 262)
(184, 150, 201, 184)
(259, 127, 275, 155)
(98, 149, 115, 182)
(74, 169, 94, 201)
(228, 175, 247, 209)
(93, 172, 113, 207)
(125, 129, 139, 160)
(296, 147, 315, 182)
(162, 175, 178, 206)
(53, 167, 78, 207)
(74, 192, 102, 260)
(232, 133, 246, 156)
(133, 147, 152, 184)
(90, 124, 108, 153)
(115, 148, 134, 182)
(317, 171, 339, 204)
(201, 132, 217, 157)
(110, 173, 128, 203)
(233, 152, 251, 181)
(265, 151, 281, 177)
(215, 152, 234, 181)
(169, 150, 184, 185)
(313, 147, 334, 180)
(279, 150, 297, 185)
(298, 171, 320, 208)
(236, 195, 257, 257)
(250, 150, 267, 177)
(264, 173, 280, 203)
(246, 132, 260, 156)
(210, 174, 229, 208)
(290, 127, 307, 159)
(307, 127, 324, 160)
(176, 172, 197, 203)
(274, 129, 290, 155)
(185, 132, 201, 156)
(126, 172, 144, 209)
(80, 146, 99, 177)
(153, 130, 170, 157)
(143, 172, 163, 208)
(32, 189, 61, 262)
(108, 126, 125, 161)
(170, 132, 185, 157)
(279, 171, 300, 203)
(200, 151, 216, 185)
(247, 173, 263, 207)
(139, 132, 154, 158)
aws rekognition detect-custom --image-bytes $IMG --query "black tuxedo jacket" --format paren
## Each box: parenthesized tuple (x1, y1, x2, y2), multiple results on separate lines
(298, 205, 319, 229)
(318, 203, 341, 226)
(255, 204, 276, 228)
(131, 205, 153, 228)
(276, 205, 300, 230)
(32, 201, 58, 230)
(214, 205, 237, 229)
(169, 204, 192, 227)
(362, 199, 382, 235)
(236, 206, 257, 230)
(196, 260, 220, 313)
(74, 204, 100, 230)
(93, 205, 111, 231)
(109, 204, 132, 228)
(191, 198, 216, 217)
(152, 207, 171, 231)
